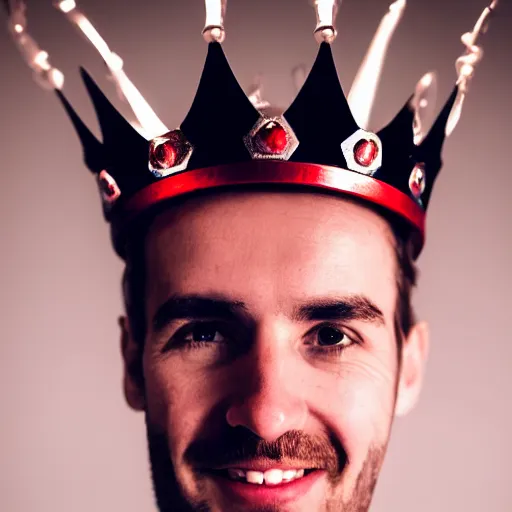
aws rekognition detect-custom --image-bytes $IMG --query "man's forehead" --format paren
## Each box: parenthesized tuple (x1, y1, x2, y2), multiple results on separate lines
(143, 190, 398, 317)
(146, 189, 395, 250)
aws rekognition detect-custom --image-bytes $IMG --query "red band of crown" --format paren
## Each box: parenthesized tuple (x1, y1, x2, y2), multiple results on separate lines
(113, 160, 425, 252)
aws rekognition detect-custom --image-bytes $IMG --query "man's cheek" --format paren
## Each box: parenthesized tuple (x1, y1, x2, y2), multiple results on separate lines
(314, 369, 395, 470)
(144, 361, 192, 432)
(144, 360, 216, 453)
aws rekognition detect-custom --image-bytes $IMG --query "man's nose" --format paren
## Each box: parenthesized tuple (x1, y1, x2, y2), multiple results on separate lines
(225, 322, 307, 441)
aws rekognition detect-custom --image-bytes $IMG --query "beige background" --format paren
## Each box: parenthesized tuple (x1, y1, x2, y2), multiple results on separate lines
(1, 0, 511, 510)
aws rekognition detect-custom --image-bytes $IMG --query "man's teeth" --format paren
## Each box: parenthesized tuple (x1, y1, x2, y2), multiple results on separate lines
(226, 468, 306, 485)
(246, 470, 264, 485)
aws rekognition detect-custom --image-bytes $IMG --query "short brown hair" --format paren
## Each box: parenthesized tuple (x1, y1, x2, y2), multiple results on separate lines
(390, 223, 418, 355)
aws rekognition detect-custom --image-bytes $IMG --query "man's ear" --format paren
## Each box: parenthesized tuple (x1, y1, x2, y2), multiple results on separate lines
(119, 316, 146, 411)
(394, 321, 430, 417)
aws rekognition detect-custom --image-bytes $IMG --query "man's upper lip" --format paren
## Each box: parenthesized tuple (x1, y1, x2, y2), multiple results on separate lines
(201, 459, 322, 472)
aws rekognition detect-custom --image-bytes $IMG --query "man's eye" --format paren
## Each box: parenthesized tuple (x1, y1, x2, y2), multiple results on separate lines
(161, 320, 250, 364)
(183, 322, 226, 344)
(314, 325, 355, 348)
(168, 321, 228, 347)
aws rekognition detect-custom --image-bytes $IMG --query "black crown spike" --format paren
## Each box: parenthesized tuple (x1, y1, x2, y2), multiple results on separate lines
(78, 67, 151, 197)
(415, 84, 459, 207)
(285, 42, 359, 168)
(374, 97, 415, 190)
(376, 97, 415, 149)
(79, 67, 148, 152)
(55, 89, 105, 174)
(180, 42, 260, 169)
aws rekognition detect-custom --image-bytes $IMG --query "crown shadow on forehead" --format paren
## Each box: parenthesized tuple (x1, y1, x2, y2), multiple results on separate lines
(152, 293, 385, 334)
(146, 186, 395, 236)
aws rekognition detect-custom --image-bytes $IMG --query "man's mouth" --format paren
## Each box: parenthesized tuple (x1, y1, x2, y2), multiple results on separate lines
(216, 467, 315, 485)
(203, 462, 326, 505)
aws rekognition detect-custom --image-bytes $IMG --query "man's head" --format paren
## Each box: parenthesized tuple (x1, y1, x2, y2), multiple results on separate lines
(120, 189, 429, 512)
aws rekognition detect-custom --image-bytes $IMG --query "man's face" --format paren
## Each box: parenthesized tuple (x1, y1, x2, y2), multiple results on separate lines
(122, 190, 426, 512)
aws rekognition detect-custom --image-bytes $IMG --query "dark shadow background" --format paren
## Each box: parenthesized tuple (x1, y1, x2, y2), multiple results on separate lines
(0, 0, 511, 510)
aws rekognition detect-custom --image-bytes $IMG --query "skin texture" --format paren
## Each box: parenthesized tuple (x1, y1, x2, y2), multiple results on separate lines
(121, 190, 429, 512)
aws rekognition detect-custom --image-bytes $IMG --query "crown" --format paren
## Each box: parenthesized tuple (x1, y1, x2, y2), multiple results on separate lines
(6, 0, 498, 259)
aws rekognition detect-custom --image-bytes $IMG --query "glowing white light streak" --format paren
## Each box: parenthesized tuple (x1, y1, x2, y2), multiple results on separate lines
(7, 0, 26, 33)
(34, 50, 50, 69)
(347, 0, 407, 129)
(53, 0, 168, 139)
(203, 0, 227, 43)
(410, 71, 437, 145)
(446, 0, 498, 137)
(6, 0, 65, 89)
(312, 0, 340, 43)
(57, 0, 76, 14)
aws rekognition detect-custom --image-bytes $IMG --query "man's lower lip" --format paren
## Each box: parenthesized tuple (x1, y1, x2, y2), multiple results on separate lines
(209, 469, 325, 505)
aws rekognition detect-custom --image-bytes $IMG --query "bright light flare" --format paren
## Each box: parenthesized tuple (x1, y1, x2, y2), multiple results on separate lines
(7, 0, 65, 92)
(348, 0, 407, 129)
(33, 67, 65, 90)
(7, 0, 27, 35)
(312, 0, 340, 43)
(203, 0, 227, 43)
(55, 0, 76, 13)
(446, 0, 497, 136)
(410, 71, 437, 145)
(34, 50, 50, 69)
(55, 2, 168, 139)
(49, 68, 65, 89)
(74, 13, 116, 68)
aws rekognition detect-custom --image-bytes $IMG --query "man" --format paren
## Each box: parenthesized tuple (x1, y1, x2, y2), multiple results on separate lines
(120, 187, 425, 511)
(7, 0, 495, 510)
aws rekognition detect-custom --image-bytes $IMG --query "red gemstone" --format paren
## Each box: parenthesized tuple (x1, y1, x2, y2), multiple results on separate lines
(409, 165, 426, 198)
(98, 170, 120, 202)
(152, 141, 177, 169)
(255, 122, 288, 154)
(353, 139, 379, 167)
(101, 179, 116, 197)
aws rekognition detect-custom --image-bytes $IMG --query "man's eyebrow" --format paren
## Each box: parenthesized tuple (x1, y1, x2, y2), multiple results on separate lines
(291, 295, 385, 326)
(152, 294, 250, 333)
(152, 293, 385, 333)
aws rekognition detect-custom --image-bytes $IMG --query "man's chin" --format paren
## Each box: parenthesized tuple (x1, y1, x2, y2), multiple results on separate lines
(150, 461, 381, 512)
(145, 419, 385, 512)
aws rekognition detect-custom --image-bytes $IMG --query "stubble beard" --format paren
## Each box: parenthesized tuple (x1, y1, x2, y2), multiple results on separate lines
(144, 416, 387, 512)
